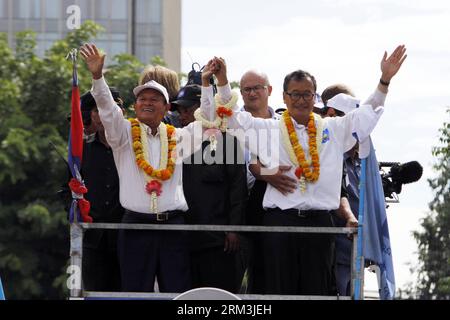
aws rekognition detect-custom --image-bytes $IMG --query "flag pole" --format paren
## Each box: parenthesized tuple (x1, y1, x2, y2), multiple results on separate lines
(354, 157, 367, 300)
(0, 276, 5, 300)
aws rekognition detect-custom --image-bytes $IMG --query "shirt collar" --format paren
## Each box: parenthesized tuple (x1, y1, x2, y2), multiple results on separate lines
(240, 105, 279, 120)
(145, 123, 161, 137)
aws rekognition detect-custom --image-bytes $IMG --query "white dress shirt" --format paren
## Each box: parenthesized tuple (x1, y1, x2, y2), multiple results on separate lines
(91, 77, 204, 214)
(201, 84, 386, 211)
(241, 106, 280, 190)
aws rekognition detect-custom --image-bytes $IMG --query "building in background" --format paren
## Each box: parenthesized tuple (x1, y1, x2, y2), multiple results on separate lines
(0, 0, 181, 71)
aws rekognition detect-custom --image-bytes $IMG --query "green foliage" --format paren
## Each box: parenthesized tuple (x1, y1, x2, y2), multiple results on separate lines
(104, 53, 144, 111)
(150, 55, 167, 67)
(0, 26, 87, 299)
(412, 107, 450, 299)
(0, 20, 171, 299)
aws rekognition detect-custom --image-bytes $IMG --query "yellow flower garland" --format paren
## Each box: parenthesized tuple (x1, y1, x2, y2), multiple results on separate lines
(130, 118, 176, 181)
(282, 110, 320, 184)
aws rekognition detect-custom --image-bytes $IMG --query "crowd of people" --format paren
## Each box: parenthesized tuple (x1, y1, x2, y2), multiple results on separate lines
(70, 43, 407, 296)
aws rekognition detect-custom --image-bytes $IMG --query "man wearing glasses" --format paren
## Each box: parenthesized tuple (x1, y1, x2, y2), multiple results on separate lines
(239, 70, 296, 294)
(201, 45, 407, 295)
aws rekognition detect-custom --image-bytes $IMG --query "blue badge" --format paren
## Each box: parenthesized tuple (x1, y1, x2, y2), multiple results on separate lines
(322, 128, 329, 144)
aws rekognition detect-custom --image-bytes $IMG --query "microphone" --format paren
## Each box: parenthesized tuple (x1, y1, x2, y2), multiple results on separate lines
(389, 161, 423, 184)
(380, 160, 423, 199)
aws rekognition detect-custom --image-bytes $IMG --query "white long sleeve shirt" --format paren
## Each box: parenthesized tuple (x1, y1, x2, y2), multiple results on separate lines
(91, 77, 204, 214)
(201, 84, 386, 211)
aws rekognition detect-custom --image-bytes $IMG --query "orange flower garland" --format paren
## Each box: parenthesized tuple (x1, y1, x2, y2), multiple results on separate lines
(283, 110, 320, 182)
(216, 106, 233, 118)
(130, 118, 176, 181)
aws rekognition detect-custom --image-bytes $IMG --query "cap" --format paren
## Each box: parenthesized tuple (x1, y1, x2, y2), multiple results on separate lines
(326, 93, 360, 114)
(133, 80, 169, 103)
(171, 84, 201, 109)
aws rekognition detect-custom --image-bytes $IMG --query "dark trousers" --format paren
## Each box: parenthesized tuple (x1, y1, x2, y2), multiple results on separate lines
(244, 180, 267, 294)
(262, 208, 335, 295)
(82, 230, 121, 292)
(118, 211, 190, 293)
(190, 247, 239, 293)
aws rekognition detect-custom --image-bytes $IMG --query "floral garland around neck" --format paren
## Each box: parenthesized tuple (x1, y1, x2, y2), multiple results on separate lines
(130, 118, 176, 213)
(194, 90, 238, 132)
(280, 110, 323, 192)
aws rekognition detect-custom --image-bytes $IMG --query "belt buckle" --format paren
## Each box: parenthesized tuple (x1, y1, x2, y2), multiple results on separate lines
(156, 212, 168, 221)
(297, 209, 307, 218)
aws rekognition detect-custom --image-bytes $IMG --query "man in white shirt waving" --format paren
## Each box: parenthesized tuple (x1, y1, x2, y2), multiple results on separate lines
(80, 44, 215, 293)
(202, 45, 407, 295)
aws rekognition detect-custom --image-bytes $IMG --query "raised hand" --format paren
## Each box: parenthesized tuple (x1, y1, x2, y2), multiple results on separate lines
(213, 56, 228, 86)
(380, 44, 407, 83)
(201, 59, 216, 87)
(79, 44, 105, 80)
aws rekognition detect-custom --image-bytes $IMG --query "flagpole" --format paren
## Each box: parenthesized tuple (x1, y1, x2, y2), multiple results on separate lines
(0, 276, 5, 300)
(354, 158, 367, 300)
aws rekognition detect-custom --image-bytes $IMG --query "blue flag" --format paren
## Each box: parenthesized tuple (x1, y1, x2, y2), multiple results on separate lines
(0, 276, 5, 300)
(362, 139, 395, 299)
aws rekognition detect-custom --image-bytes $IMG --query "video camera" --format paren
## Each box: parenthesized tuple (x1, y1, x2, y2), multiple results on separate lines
(187, 62, 217, 94)
(379, 161, 423, 200)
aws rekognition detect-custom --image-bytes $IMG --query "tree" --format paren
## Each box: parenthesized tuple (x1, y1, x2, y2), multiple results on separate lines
(0, 21, 145, 299)
(412, 107, 450, 299)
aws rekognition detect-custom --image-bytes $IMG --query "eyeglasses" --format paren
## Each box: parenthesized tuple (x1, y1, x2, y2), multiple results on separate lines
(285, 91, 315, 102)
(241, 85, 268, 94)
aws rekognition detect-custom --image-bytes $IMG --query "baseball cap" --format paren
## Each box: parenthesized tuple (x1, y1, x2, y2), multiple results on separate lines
(327, 93, 360, 114)
(171, 84, 201, 109)
(133, 80, 169, 103)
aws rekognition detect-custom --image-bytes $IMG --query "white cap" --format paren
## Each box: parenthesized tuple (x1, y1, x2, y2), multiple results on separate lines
(327, 93, 360, 114)
(133, 80, 169, 103)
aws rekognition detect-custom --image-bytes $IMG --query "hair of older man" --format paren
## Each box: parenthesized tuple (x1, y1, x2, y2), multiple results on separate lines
(240, 70, 271, 87)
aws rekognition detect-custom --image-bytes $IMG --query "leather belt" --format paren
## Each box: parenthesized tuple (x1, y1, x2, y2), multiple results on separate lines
(124, 209, 183, 222)
(268, 208, 332, 218)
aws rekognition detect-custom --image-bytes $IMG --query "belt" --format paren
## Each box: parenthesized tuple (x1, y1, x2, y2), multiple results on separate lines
(124, 209, 184, 222)
(267, 207, 332, 219)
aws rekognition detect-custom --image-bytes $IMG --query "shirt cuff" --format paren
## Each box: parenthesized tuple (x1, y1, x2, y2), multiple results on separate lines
(372, 88, 387, 105)
(217, 83, 232, 102)
(91, 76, 109, 95)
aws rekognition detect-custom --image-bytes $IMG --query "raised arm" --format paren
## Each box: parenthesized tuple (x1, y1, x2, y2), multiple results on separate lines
(79, 44, 128, 149)
(378, 44, 407, 93)
(79, 43, 105, 80)
(364, 44, 407, 108)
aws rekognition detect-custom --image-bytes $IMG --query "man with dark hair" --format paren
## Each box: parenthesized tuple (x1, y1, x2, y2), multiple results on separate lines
(78, 89, 125, 292)
(202, 45, 407, 295)
(321, 87, 361, 296)
(172, 84, 247, 293)
(239, 70, 295, 294)
(320, 84, 355, 117)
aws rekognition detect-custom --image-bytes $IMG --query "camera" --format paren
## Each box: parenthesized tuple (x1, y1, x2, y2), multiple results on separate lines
(187, 62, 216, 94)
(379, 161, 423, 200)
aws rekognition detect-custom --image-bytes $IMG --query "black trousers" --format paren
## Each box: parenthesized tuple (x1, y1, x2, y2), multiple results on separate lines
(118, 211, 190, 293)
(190, 246, 239, 293)
(262, 208, 335, 295)
(82, 230, 121, 292)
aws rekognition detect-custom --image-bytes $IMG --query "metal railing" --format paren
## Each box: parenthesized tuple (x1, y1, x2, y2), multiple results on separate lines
(69, 222, 362, 300)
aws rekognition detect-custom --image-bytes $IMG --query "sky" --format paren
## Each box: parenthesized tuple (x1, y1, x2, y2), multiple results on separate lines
(182, 0, 450, 295)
